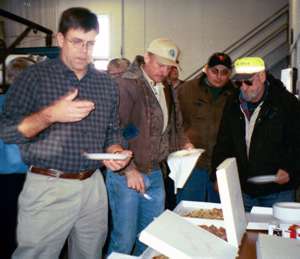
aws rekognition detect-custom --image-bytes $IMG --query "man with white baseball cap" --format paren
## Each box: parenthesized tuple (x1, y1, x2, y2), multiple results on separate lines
(147, 38, 180, 68)
(105, 38, 192, 256)
(212, 56, 300, 212)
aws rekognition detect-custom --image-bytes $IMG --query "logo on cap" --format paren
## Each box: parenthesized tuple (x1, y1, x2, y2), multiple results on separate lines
(169, 49, 176, 58)
(218, 55, 225, 62)
(234, 57, 265, 74)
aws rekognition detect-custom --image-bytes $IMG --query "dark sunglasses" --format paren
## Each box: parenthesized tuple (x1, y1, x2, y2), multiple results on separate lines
(234, 79, 254, 87)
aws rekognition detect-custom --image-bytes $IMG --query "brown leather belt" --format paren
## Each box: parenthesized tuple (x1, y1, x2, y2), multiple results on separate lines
(30, 166, 95, 181)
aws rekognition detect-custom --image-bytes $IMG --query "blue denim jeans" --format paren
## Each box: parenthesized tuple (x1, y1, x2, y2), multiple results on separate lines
(176, 168, 220, 204)
(106, 169, 165, 256)
(242, 190, 295, 212)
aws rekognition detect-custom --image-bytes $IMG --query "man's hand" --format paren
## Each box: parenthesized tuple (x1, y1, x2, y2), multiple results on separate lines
(213, 181, 219, 192)
(183, 142, 194, 150)
(124, 168, 145, 193)
(275, 169, 290, 184)
(45, 88, 95, 123)
(102, 150, 133, 171)
(18, 89, 95, 138)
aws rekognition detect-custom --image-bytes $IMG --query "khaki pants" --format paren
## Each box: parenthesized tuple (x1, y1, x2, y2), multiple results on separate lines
(12, 169, 108, 259)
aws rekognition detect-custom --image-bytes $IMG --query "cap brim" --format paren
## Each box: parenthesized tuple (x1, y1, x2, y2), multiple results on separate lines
(155, 55, 181, 70)
(232, 73, 255, 81)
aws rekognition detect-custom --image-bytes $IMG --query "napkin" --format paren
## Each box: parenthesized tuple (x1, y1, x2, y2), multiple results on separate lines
(107, 252, 139, 259)
(167, 148, 204, 194)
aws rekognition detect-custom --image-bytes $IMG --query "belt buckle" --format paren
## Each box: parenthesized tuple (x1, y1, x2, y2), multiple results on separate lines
(78, 172, 85, 180)
(50, 169, 62, 178)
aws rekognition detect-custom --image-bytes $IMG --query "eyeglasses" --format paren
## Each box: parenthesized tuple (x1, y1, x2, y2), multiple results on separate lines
(234, 79, 254, 87)
(66, 38, 96, 50)
(210, 67, 230, 76)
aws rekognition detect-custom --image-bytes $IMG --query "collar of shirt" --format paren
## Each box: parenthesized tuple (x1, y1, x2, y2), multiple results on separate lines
(140, 66, 168, 133)
(141, 66, 165, 96)
(58, 58, 95, 80)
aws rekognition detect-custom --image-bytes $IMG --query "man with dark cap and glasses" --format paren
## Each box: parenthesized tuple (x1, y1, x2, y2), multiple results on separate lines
(212, 57, 300, 212)
(177, 52, 236, 204)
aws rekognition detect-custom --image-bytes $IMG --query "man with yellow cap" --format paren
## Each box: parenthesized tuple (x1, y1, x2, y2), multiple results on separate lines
(212, 57, 300, 212)
(105, 38, 192, 256)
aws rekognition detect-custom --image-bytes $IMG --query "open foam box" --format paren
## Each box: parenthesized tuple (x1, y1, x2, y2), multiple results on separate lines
(173, 158, 247, 248)
(139, 158, 245, 258)
(139, 210, 238, 259)
(173, 200, 224, 227)
(174, 201, 276, 231)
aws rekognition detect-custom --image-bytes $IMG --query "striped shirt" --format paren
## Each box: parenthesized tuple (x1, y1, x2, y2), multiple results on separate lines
(0, 58, 122, 172)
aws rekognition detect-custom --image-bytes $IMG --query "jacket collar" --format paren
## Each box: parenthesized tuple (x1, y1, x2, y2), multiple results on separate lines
(122, 55, 145, 80)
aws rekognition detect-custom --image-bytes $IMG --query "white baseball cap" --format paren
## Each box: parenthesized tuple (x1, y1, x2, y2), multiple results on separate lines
(147, 38, 180, 68)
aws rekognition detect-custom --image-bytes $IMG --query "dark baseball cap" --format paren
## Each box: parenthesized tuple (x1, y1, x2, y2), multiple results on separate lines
(207, 52, 232, 69)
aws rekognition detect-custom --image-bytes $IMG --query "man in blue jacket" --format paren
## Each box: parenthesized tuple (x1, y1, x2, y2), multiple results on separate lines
(0, 57, 35, 259)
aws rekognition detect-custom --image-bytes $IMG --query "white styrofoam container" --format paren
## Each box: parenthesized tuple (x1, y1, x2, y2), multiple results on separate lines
(216, 158, 247, 248)
(139, 210, 237, 259)
(256, 233, 300, 259)
(273, 202, 300, 223)
(173, 200, 224, 227)
(246, 206, 277, 230)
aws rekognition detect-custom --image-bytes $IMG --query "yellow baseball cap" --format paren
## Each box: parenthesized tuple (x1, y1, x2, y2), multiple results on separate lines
(147, 38, 180, 68)
(233, 57, 265, 79)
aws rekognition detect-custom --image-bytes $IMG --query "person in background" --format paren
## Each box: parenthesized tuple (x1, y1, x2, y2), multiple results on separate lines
(107, 57, 130, 79)
(0, 7, 131, 259)
(166, 65, 184, 92)
(0, 56, 35, 259)
(212, 57, 300, 212)
(177, 52, 235, 203)
(106, 38, 193, 256)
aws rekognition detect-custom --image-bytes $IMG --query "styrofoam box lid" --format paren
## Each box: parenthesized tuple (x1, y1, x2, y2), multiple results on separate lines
(273, 202, 300, 223)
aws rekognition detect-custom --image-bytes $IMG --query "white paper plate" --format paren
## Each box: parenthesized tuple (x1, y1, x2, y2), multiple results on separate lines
(83, 153, 128, 160)
(169, 148, 201, 158)
(247, 175, 276, 184)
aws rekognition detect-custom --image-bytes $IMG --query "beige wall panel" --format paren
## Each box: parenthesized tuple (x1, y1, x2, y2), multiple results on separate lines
(0, 0, 288, 77)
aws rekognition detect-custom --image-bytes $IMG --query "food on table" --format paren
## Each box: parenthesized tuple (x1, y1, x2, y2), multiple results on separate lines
(152, 255, 168, 259)
(199, 224, 227, 241)
(184, 208, 223, 219)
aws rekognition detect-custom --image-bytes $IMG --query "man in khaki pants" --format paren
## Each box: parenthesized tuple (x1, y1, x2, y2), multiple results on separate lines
(0, 7, 131, 259)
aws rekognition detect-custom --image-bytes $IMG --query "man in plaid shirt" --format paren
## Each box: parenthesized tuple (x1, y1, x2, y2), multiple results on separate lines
(0, 7, 131, 259)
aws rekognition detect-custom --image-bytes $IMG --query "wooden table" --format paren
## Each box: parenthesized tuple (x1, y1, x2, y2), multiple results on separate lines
(238, 230, 266, 259)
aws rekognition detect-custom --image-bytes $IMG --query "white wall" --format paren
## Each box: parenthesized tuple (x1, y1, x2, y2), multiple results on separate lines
(124, 0, 288, 78)
(1, 0, 288, 78)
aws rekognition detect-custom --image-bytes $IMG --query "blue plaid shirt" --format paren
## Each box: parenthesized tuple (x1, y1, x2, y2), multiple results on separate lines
(0, 58, 122, 172)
